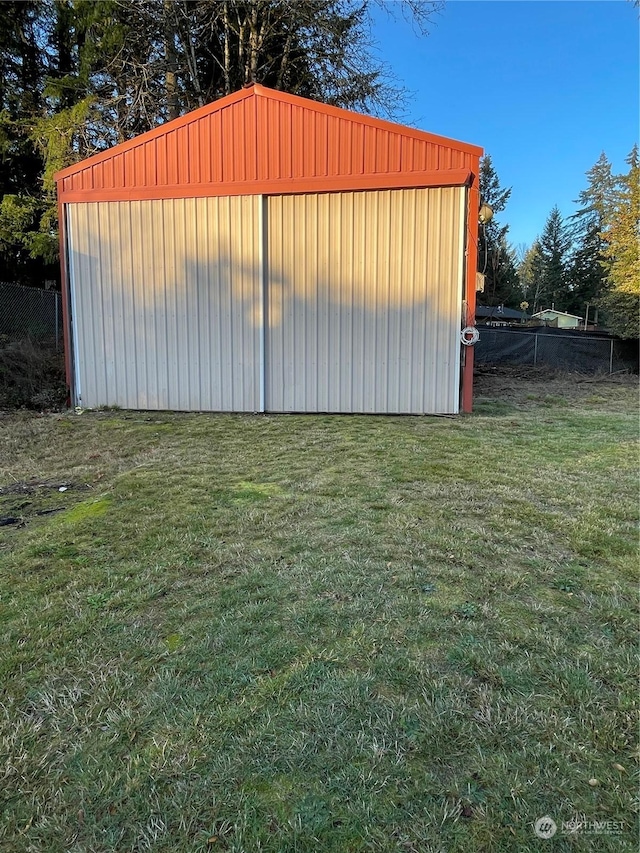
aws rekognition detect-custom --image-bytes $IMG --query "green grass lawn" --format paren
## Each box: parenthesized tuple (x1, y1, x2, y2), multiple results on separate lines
(0, 371, 638, 852)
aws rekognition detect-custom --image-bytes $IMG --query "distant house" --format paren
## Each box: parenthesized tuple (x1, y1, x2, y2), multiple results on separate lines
(532, 309, 583, 329)
(476, 305, 530, 327)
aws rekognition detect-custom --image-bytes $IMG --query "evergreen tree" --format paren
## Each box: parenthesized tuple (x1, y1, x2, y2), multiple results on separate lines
(0, 1, 54, 281)
(599, 145, 640, 338)
(484, 235, 520, 307)
(477, 154, 519, 306)
(565, 152, 618, 316)
(518, 240, 543, 305)
(536, 206, 572, 312)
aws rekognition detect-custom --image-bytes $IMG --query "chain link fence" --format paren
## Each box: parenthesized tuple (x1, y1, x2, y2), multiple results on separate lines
(475, 327, 638, 374)
(0, 282, 66, 409)
(0, 282, 63, 350)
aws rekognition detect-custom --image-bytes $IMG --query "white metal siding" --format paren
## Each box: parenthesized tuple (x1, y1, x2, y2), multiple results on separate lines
(67, 197, 261, 410)
(266, 188, 464, 414)
(67, 187, 464, 415)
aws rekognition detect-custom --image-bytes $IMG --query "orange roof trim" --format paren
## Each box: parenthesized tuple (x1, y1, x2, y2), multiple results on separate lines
(56, 84, 482, 201)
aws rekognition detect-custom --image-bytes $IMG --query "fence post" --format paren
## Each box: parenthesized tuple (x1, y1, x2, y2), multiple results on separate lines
(55, 293, 59, 351)
(609, 339, 614, 374)
(533, 334, 538, 366)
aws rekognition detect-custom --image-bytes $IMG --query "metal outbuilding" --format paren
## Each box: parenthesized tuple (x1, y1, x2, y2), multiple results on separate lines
(55, 84, 482, 414)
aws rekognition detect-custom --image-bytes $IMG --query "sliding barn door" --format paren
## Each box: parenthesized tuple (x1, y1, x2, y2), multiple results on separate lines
(265, 187, 465, 414)
(66, 197, 262, 411)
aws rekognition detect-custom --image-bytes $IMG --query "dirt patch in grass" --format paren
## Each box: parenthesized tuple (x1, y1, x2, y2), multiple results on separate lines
(0, 480, 93, 533)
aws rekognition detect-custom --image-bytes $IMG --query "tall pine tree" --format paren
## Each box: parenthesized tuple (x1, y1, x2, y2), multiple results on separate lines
(565, 152, 618, 316)
(536, 206, 572, 313)
(518, 240, 543, 305)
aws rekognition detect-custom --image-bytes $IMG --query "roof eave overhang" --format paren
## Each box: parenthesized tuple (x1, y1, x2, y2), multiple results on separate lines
(57, 168, 473, 204)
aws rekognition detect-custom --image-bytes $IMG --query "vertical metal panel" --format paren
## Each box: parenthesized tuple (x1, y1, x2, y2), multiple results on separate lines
(67, 197, 261, 411)
(266, 187, 464, 414)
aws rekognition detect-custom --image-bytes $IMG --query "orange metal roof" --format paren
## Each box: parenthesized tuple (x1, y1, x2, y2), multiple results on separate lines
(55, 85, 482, 202)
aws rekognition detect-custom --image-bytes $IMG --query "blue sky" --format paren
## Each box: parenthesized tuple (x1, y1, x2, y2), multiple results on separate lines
(370, 0, 639, 250)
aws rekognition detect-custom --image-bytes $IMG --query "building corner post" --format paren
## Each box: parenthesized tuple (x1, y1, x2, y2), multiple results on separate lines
(462, 166, 480, 414)
(57, 191, 74, 406)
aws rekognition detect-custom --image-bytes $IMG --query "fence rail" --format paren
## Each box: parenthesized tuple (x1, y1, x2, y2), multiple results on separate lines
(0, 282, 63, 349)
(475, 327, 637, 374)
